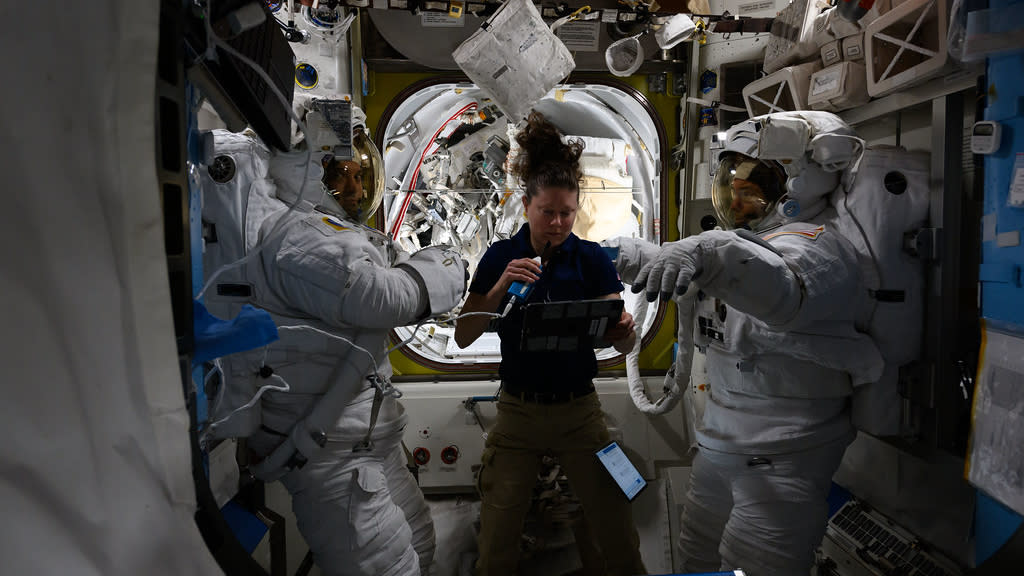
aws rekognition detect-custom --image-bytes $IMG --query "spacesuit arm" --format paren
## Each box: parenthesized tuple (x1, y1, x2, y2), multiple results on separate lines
(636, 230, 802, 328)
(395, 245, 468, 317)
(605, 236, 661, 285)
(272, 235, 466, 330)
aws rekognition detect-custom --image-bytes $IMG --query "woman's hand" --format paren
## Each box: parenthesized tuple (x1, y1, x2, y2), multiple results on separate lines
(603, 310, 636, 343)
(493, 257, 542, 294)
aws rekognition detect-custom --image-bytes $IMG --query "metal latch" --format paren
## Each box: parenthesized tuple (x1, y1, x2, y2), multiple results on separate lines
(905, 228, 942, 262)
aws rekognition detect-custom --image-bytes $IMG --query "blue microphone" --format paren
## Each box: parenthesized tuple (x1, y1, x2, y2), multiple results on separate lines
(501, 242, 549, 316)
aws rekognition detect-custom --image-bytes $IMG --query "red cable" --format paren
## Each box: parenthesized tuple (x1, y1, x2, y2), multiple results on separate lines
(389, 102, 478, 239)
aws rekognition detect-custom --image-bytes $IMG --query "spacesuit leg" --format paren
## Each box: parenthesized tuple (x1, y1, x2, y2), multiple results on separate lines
(715, 434, 852, 576)
(277, 445, 421, 576)
(677, 449, 733, 573)
(384, 442, 436, 575)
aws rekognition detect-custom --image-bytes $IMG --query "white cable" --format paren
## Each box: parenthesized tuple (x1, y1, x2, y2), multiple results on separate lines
(196, 6, 314, 301)
(625, 293, 691, 415)
(278, 324, 383, 376)
(205, 373, 291, 432)
(387, 319, 431, 355)
(210, 309, 504, 416)
(204, 358, 226, 416)
(202, 306, 503, 435)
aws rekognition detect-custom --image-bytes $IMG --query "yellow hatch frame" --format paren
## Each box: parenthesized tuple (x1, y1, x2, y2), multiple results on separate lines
(362, 71, 681, 376)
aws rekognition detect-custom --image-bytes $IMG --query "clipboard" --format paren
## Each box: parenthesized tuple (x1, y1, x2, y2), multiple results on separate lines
(519, 298, 624, 352)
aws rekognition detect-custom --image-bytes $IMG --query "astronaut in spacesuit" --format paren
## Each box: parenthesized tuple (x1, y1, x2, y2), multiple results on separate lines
(200, 114, 467, 576)
(614, 112, 884, 576)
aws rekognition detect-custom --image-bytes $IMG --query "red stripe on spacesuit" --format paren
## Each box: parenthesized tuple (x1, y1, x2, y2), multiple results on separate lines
(763, 225, 826, 241)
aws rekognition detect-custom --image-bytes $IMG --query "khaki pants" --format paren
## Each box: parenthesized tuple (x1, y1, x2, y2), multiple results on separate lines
(475, 391, 647, 576)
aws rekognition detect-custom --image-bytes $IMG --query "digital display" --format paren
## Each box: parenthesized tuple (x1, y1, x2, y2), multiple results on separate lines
(595, 442, 647, 501)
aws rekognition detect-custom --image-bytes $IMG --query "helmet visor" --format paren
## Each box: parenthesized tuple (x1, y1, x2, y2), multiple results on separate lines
(351, 129, 384, 224)
(711, 153, 785, 230)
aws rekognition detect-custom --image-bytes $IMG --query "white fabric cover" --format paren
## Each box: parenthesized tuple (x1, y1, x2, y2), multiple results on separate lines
(452, 0, 575, 121)
(0, 2, 221, 575)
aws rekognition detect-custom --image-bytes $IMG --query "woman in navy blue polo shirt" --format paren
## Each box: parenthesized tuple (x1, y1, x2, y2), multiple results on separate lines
(454, 111, 646, 576)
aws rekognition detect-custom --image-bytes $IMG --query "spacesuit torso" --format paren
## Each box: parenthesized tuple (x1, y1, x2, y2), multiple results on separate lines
(208, 199, 410, 448)
(201, 133, 463, 449)
(693, 214, 882, 455)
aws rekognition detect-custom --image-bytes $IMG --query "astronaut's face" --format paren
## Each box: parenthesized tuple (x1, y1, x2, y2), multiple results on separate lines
(523, 185, 578, 251)
(329, 160, 365, 216)
(729, 178, 769, 229)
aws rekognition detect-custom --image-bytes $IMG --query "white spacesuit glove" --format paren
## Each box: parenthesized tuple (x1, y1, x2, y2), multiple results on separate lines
(632, 236, 703, 302)
(398, 245, 467, 317)
(606, 237, 662, 285)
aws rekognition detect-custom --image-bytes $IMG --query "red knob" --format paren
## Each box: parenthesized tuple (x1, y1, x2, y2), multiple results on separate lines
(441, 445, 459, 465)
(413, 447, 430, 466)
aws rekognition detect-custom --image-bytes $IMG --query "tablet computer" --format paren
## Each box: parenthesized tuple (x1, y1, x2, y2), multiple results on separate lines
(519, 298, 624, 352)
(596, 441, 647, 501)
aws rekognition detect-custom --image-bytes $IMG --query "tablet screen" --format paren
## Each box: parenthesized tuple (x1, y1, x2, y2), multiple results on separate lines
(520, 298, 624, 352)
(595, 441, 647, 501)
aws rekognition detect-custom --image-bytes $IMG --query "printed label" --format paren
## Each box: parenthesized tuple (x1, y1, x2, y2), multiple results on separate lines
(812, 73, 840, 95)
(556, 21, 600, 52)
(1009, 154, 1024, 207)
(421, 12, 465, 27)
(739, 0, 774, 13)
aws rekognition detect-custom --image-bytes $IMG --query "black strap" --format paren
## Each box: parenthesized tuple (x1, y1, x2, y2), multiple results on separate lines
(871, 289, 906, 302)
(737, 228, 784, 257)
(260, 424, 288, 438)
(354, 378, 385, 452)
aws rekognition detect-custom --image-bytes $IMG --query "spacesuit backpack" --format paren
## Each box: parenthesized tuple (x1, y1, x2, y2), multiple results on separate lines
(832, 146, 930, 436)
(197, 130, 292, 438)
(199, 130, 289, 322)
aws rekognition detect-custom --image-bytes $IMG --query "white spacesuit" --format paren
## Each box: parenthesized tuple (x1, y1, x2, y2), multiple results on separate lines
(199, 121, 466, 576)
(615, 112, 890, 575)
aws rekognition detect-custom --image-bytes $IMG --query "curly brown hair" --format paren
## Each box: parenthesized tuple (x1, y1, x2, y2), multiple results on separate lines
(510, 111, 585, 199)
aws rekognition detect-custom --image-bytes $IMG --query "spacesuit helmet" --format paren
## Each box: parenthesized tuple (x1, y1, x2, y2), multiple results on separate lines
(710, 112, 860, 230)
(322, 127, 384, 224)
(711, 151, 787, 230)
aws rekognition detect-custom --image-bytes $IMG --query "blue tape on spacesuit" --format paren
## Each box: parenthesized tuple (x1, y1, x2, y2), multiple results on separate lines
(191, 299, 279, 366)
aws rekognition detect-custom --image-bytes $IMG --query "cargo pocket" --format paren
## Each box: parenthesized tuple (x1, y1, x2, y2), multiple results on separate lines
(348, 466, 386, 550)
(476, 447, 495, 497)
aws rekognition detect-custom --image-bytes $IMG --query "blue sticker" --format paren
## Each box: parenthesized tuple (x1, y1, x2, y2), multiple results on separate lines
(699, 107, 717, 127)
(700, 69, 718, 94)
(782, 199, 801, 217)
(295, 62, 319, 90)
